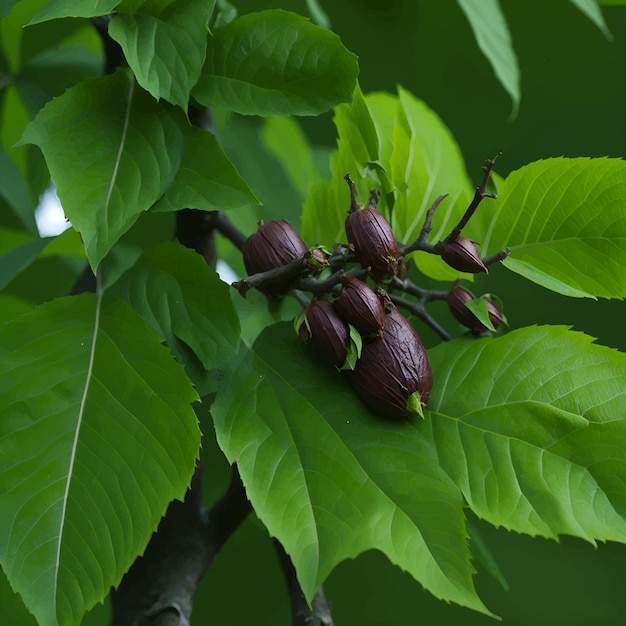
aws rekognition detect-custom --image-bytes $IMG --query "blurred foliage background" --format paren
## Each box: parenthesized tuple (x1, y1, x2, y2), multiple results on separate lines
(1, 0, 625, 624)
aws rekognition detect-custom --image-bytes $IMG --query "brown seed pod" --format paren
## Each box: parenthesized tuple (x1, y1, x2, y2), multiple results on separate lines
(441, 236, 487, 274)
(333, 275, 385, 336)
(298, 300, 349, 368)
(349, 307, 432, 418)
(345, 206, 400, 281)
(242, 220, 308, 295)
(447, 286, 504, 333)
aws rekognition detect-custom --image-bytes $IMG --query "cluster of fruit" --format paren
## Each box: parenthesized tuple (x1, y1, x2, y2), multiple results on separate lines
(241, 176, 504, 418)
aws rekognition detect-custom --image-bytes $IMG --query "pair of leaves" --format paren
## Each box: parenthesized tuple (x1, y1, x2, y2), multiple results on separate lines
(212, 322, 626, 614)
(29, 4, 358, 116)
(0, 241, 241, 626)
(19, 69, 257, 270)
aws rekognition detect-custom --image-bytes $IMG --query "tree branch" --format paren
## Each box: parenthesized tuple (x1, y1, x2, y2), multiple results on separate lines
(390, 294, 452, 341)
(274, 540, 334, 626)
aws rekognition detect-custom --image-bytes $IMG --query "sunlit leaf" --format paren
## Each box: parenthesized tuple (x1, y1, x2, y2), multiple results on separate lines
(473, 157, 626, 299)
(28, 0, 122, 24)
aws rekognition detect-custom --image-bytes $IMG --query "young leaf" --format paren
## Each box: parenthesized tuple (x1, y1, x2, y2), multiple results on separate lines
(109, 241, 241, 373)
(28, 0, 122, 24)
(456, 0, 521, 116)
(474, 157, 626, 299)
(212, 323, 492, 616)
(0, 292, 200, 626)
(194, 9, 358, 116)
(19, 70, 187, 270)
(428, 325, 626, 543)
(151, 125, 258, 213)
(109, 0, 214, 109)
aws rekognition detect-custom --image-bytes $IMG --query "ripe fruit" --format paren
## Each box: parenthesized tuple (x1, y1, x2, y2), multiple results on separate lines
(447, 286, 504, 333)
(333, 275, 385, 336)
(242, 220, 308, 295)
(441, 236, 487, 274)
(298, 300, 349, 368)
(350, 307, 432, 418)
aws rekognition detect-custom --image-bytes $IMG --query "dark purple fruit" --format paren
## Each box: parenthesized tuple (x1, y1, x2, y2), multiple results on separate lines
(299, 300, 349, 368)
(441, 236, 487, 274)
(447, 286, 504, 333)
(350, 307, 432, 418)
(345, 206, 400, 281)
(333, 275, 385, 336)
(242, 220, 308, 295)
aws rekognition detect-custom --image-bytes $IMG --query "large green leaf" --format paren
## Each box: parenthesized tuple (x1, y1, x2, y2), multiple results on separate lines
(473, 157, 626, 299)
(109, 0, 213, 109)
(109, 241, 241, 373)
(456, 0, 520, 115)
(0, 292, 200, 626)
(193, 9, 358, 116)
(19, 70, 186, 270)
(150, 125, 258, 213)
(212, 323, 491, 615)
(213, 322, 626, 616)
(28, 0, 122, 24)
(428, 325, 626, 541)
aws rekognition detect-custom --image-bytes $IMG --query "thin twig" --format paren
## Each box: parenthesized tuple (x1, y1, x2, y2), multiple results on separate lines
(212, 211, 248, 250)
(442, 155, 499, 245)
(399, 194, 448, 256)
(482, 247, 510, 268)
(344, 173, 360, 214)
(390, 294, 452, 341)
(390, 276, 449, 304)
(232, 257, 310, 297)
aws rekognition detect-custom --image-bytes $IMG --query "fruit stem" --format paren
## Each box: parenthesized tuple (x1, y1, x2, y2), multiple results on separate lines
(344, 173, 361, 214)
(232, 256, 309, 297)
(442, 154, 499, 244)
(367, 189, 380, 209)
(389, 294, 452, 341)
(483, 248, 510, 268)
(399, 194, 448, 256)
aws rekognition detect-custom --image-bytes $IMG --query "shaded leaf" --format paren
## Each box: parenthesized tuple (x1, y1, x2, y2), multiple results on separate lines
(212, 323, 491, 615)
(0, 149, 38, 235)
(151, 125, 258, 213)
(456, 0, 520, 115)
(19, 70, 187, 269)
(0, 292, 200, 626)
(428, 325, 626, 542)
(194, 9, 358, 116)
(109, 0, 213, 109)
(0, 229, 47, 289)
(473, 157, 626, 299)
(109, 241, 241, 372)
(28, 0, 122, 24)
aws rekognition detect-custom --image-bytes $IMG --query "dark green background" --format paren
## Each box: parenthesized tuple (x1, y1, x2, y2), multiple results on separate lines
(2, 1, 625, 624)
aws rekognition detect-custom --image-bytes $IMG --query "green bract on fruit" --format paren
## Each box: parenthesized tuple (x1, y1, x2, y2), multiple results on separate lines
(242, 220, 308, 295)
(333, 275, 385, 336)
(447, 286, 504, 333)
(349, 307, 432, 418)
(298, 300, 349, 368)
(441, 236, 487, 274)
(345, 206, 400, 281)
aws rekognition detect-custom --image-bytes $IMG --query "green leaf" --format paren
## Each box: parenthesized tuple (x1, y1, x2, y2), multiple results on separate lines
(568, 0, 613, 40)
(109, 241, 241, 373)
(0, 150, 37, 235)
(19, 70, 187, 270)
(464, 297, 497, 332)
(428, 325, 626, 543)
(109, 0, 213, 109)
(305, 0, 331, 29)
(28, 0, 122, 24)
(212, 323, 492, 616)
(0, 292, 200, 626)
(301, 84, 381, 247)
(456, 0, 520, 116)
(151, 125, 258, 213)
(194, 9, 359, 116)
(475, 157, 626, 299)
